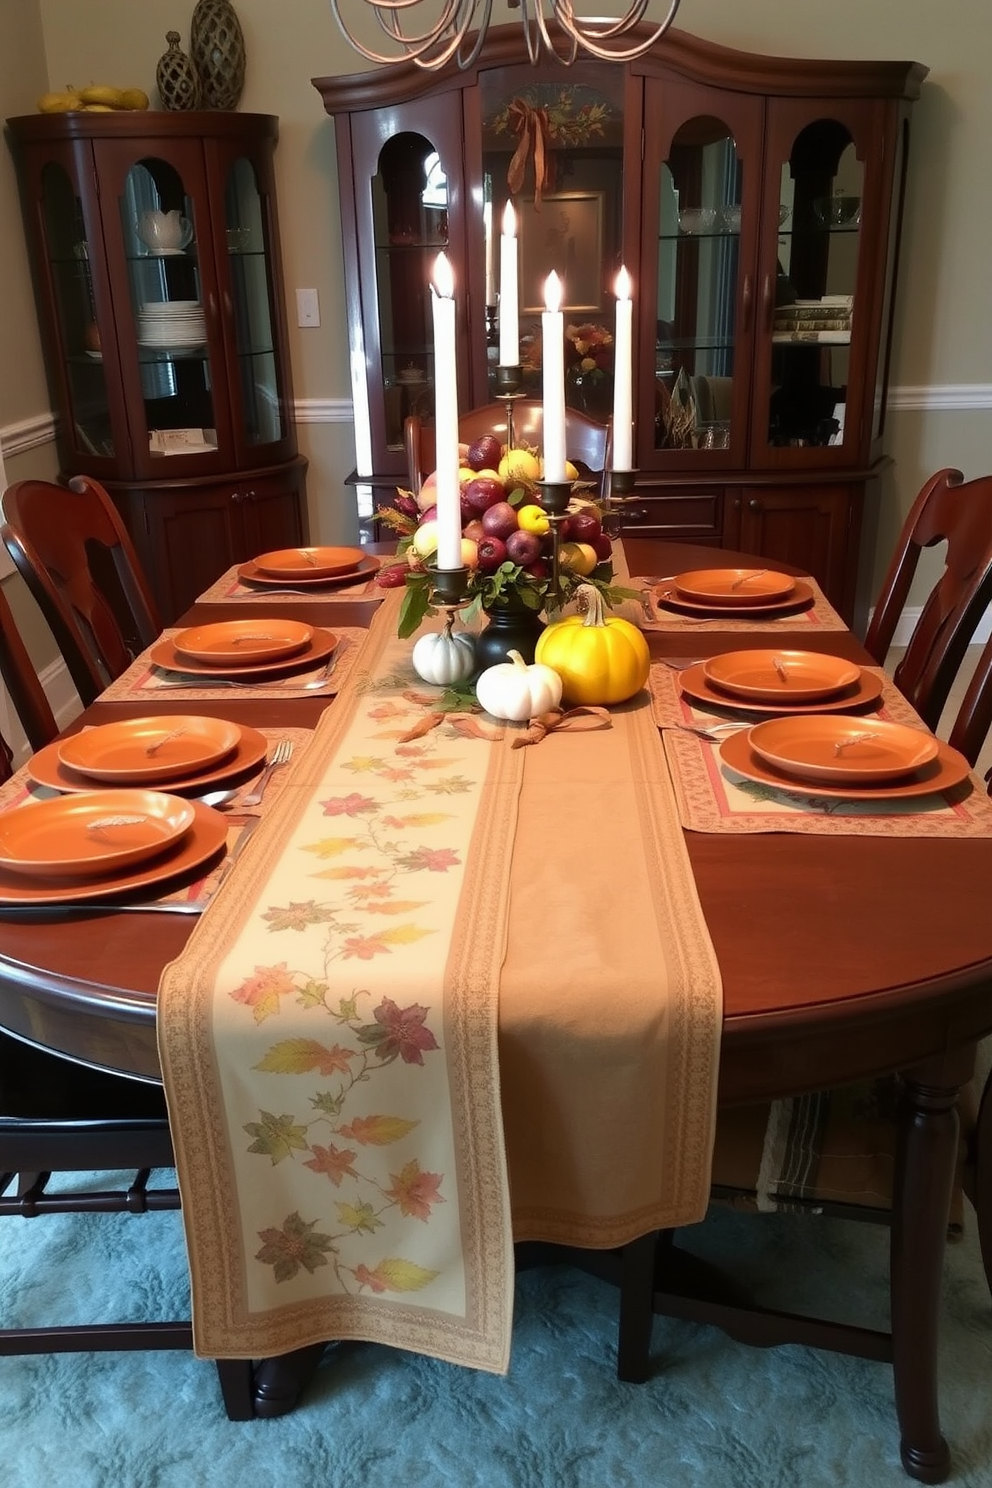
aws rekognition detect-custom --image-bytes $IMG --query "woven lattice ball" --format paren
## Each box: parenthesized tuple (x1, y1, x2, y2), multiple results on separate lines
(190, 0, 246, 111)
(156, 31, 201, 111)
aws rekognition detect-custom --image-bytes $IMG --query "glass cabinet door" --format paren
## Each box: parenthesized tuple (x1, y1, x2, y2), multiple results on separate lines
(751, 99, 879, 466)
(371, 131, 449, 450)
(118, 155, 220, 464)
(223, 155, 288, 452)
(39, 160, 116, 465)
(479, 67, 626, 419)
(638, 81, 762, 471)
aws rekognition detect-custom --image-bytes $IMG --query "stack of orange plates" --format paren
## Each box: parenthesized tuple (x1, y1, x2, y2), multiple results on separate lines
(674, 569, 796, 606)
(30, 717, 268, 796)
(237, 550, 380, 589)
(173, 618, 313, 666)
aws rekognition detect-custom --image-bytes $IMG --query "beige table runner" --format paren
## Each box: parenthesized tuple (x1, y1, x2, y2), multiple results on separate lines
(651, 664, 992, 837)
(158, 595, 722, 1367)
(197, 564, 384, 605)
(100, 628, 367, 703)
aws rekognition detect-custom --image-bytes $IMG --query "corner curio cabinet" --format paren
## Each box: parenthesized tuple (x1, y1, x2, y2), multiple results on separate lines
(315, 28, 926, 629)
(6, 110, 307, 622)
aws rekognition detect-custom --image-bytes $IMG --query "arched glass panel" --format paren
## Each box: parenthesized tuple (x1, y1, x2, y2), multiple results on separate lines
(768, 125, 864, 448)
(225, 156, 284, 445)
(655, 116, 741, 452)
(372, 132, 447, 449)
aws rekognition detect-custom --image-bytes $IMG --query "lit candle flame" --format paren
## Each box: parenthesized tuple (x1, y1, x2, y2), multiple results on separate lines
(614, 265, 632, 300)
(544, 270, 563, 314)
(502, 200, 517, 238)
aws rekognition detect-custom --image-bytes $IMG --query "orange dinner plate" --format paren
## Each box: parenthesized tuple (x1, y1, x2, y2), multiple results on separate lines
(32, 725, 269, 796)
(57, 715, 241, 784)
(0, 800, 228, 905)
(253, 545, 366, 580)
(653, 578, 815, 619)
(0, 790, 195, 879)
(746, 716, 940, 785)
(237, 553, 381, 589)
(173, 618, 313, 666)
(718, 729, 970, 802)
(673, 568, 797, 606)
(702, 650, 861, 704)
(678, 662, 883, 716)
(149, 627, 337, 679)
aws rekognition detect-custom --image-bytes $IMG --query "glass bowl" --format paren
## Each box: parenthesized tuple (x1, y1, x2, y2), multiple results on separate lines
(678, 207, 716, 235)
(721, 205, 742, 231)
(814, 194, 861, 227)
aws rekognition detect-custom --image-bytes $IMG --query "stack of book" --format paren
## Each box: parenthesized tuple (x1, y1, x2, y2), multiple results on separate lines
(772, 295, 853, 343)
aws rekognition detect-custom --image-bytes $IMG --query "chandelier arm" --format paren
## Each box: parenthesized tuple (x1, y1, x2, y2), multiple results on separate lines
(374, 0, 470, 50)
(329, 0, 477, 68)
(551, 0, 682, 59)
(453, 0, 495, 70)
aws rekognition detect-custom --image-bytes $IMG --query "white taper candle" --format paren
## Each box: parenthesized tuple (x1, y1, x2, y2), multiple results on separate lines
(612, 266, 633, 470)
(498, 201, 519, 367)
(542, 271, 566, 483)
(430, 253, 463, 571)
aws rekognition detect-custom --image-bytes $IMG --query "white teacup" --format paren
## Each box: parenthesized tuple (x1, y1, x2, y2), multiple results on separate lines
(136, 209, 193, 253)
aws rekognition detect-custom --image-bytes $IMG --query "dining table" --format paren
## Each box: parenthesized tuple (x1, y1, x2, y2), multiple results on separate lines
(1, 533, 991, 1486)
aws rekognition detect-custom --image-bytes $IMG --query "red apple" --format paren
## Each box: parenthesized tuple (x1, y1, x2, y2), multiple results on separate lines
(463, 519, 485, 542)
(481, 501, 519, 540)
(374, 563, 408, 588)
(591, 532, 613, 561)
(419, 504, 437, 524)
(464, 476, 506, 516)
(476, 535, 508, 571)
(524, 558, 549, 580)
(563, 509, 602, 544)
(467, 433, 502, 471)
(505, 528, 542, 566)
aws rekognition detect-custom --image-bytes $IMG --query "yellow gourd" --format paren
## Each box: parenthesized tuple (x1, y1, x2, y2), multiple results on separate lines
(535, 584, 650, 705)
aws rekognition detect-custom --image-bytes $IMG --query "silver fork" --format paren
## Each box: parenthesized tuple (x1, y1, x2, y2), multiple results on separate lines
(663, 721, 751, 741)
(240, 739, 293, 806)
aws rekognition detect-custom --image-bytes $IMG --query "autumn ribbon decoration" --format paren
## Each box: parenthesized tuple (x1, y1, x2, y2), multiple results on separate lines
(506, 99, 554, 209)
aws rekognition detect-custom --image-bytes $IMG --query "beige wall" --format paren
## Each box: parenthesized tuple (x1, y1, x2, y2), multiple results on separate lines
(3, 0, 991, 631)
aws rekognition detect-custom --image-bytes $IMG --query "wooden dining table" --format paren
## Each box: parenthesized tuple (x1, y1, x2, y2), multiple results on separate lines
(1, 534, 991, 1484)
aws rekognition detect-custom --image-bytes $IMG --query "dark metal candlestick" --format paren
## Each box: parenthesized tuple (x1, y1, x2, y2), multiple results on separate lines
(538, 479, 575, 604)
(495, 364, 524, 451)
(603, 467, 638, 537)
(431, 565, 471, 608)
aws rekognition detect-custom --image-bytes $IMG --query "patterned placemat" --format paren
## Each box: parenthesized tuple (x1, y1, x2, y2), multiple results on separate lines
(197, 564, 385, 605)
(100, 628, 368, 702)
(650, 664, 992, 836)
(633, 575, 847, 632)
(0, 726, 315, 909)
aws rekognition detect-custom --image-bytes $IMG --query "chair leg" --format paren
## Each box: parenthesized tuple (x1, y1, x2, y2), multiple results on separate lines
(216, 1359, 256, 1421)
(616, 1230, 661, 1382)
(972, 1072, 992, 1302)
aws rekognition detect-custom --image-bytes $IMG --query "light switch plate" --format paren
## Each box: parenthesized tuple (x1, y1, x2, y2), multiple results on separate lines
(296, 288, 320, 327)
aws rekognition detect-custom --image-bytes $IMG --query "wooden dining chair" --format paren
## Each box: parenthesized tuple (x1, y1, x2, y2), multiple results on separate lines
(0, 580, 58, 772)
(0, 1032, 257, 1417)
(1, 475, 161, 708)
(863, 467, 992, 730)
(403, 400, 612, 496)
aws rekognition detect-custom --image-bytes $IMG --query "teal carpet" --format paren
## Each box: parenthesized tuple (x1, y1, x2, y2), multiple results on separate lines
(2, 1178, 991, 1488)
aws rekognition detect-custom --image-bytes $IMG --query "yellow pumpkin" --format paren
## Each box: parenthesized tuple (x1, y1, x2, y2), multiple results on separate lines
(535, 584, 650, 705)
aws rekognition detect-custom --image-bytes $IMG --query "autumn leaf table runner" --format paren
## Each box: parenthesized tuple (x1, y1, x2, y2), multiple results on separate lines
(158, 592, 723, 1368)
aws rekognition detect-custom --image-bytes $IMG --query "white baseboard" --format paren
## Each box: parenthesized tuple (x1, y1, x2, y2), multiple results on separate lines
(0, 656, 82, 770)
(890, 605, 992, 648)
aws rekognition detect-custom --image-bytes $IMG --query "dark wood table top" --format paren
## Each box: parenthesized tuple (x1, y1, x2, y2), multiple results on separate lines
(2, 536, 991, 1105)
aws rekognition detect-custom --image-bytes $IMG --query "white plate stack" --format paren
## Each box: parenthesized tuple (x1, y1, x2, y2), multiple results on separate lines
(136, 300, 207, 352)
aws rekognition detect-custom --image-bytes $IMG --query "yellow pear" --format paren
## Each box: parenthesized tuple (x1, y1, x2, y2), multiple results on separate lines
(37, 89, 81, 113)
(80, 84, 126, 108)
(120, 88, 150, 111)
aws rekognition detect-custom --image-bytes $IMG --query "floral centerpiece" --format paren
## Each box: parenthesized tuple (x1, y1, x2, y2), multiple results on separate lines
(375, 432, 636, 663)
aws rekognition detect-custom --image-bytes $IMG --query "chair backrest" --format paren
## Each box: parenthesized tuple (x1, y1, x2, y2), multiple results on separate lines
(0, 581, 58, 774)
(863, 468, 992, 729)
(404, 400, 612, 495)
(948, 628, 992, 775)
(1, 476, 161, 708)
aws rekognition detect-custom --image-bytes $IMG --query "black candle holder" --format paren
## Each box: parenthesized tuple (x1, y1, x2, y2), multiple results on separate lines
(495, 364, 525, 449)
(603, 468, 639, 537)
(538, 479, 575, 604)
(431, 565, 471, 608)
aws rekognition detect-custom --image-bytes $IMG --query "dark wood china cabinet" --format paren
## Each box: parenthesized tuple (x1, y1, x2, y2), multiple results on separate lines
(315, 27, 925, 628)
(6, 110, 307, 622)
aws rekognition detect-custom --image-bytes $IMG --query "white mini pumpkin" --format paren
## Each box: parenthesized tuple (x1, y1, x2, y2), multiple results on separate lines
(412, 623, 476, 686)
(475, 649, 563, 721)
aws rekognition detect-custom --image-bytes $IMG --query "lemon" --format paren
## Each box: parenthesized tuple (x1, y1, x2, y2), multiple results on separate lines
(517, 503, 550, 536)
(498, 448, 541, 483)
(559, 542, 598, 576)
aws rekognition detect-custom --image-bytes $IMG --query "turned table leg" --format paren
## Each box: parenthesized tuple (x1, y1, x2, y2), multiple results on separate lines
(891, 1062, 968, 1484)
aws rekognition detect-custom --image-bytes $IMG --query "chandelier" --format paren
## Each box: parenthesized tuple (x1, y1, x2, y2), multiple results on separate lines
(328, 0, 683, 70)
